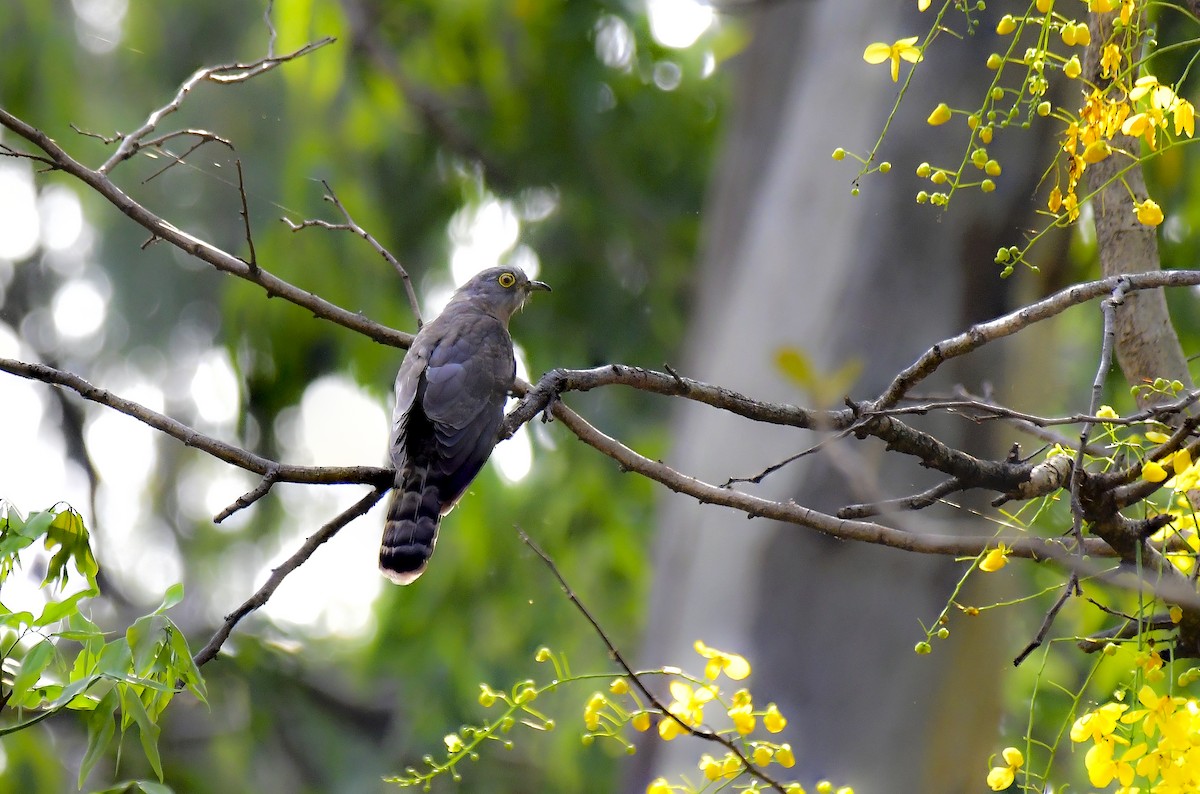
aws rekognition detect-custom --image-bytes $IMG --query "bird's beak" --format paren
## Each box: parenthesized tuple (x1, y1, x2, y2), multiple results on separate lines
(528, 280, 552, 293)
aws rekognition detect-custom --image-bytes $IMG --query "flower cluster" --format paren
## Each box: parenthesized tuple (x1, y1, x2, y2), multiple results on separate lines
(1064, 659, 1200, 792)
(849, 0, 1194, 277)
(581, 640, 849, 794)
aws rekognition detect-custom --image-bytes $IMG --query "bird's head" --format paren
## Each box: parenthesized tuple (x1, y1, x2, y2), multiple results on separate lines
(451, 266, 551, 321)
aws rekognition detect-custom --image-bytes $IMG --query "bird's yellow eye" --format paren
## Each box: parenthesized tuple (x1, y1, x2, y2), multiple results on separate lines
(497, 272, 516, 288)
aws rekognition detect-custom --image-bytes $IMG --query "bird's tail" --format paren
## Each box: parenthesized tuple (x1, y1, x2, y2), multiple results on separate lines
(380, 468, 442, 585)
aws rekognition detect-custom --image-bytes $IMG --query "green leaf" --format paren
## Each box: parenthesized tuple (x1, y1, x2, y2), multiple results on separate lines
(18, 510, 54, 540)
(89, 781, 175, 794)
(34, 589, 90, 627)
(153, 583, 184, 615)
(165, 621, 207, 704)
(0, 608, 36, 630)
(120, 685, 163, 781)
(96, 639, 133, 678)
(10, 640, 56, 705)
(127, 615, 168, 677)
(44, 508, 96, 590)
(79, 687, 119, 788)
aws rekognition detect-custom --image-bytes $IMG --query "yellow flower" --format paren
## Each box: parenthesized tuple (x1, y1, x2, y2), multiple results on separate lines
(1086, 739, 1145, 788)
(444, 733, 464, 753)
(927, 103, 952, 125)
(753, 744, 773, 766)
(1173, 448, 1192, 474)
(776, 743, 796, 768)
(698, 754, 722, 781)
(1089, 0, 1116, 10)
(1174, 98, 1195, 137)
(666, 679, 715, 726)
(987, 746, 1024, 791)
(1142, 459, 1168, 481)
(1134, 198, 1164, 227)
(1037, 0, 1053, 12)
(1071, 702, 1129, 743)
(730, 703, 756, 735)
(1121, 684, 1178, 737)
(720, 753, 742, 779)
(764, 702, 788, 733)
(918, 0, 930, 10)
(979, 543, 1011, 572)
(658, 715, 684, 741)
(1082, 140, 1111, 164)
(1096, 404, 1119, 420)
(646, 777, 672, 794)
(584, 692, 607, 730)
(1146, 430, 1171, 444)
(1100, 43, 1121, 78)
(694, 640, 751, 680)
(863, 36, 923, 82)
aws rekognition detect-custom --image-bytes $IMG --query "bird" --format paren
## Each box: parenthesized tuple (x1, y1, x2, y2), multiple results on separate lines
(381, 265, 551, 584)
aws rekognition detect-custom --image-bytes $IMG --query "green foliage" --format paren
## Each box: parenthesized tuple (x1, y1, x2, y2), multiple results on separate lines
(0, 501, 204, 792)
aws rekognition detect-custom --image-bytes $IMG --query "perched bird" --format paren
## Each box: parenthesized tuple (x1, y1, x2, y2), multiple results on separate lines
(381, 266, 550, 584)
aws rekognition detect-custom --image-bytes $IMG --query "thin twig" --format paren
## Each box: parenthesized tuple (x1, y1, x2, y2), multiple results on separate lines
(518, 528, 787, 794)
(839, 477, 965, 519)
(194, 486, 387, 667)
(214, 465, 282, 523)
(236, 159, 258, 270)
(139, 129, 235, 183)
(1013, 574, 1077, 667)
(284, 179, 423, 326)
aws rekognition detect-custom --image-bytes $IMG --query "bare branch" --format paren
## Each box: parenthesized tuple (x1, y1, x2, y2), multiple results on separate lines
(839, 477, 966, 519)
(284, 180, 423, 327)
(0, 357, 390, 489)
(873, 271, 1200, 409)
(193, 486, 387, 667)
(214, 464, 281, 523)
(0, 107, 412, 350)
(1013, 575, 1076, 667)
(99, 38, 335, 174)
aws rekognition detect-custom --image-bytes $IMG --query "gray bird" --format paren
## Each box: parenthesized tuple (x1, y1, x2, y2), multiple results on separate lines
(381, 266, 550, 584)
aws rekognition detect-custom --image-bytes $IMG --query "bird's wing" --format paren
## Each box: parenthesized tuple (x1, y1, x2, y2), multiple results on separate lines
(418, 313, 515, 499)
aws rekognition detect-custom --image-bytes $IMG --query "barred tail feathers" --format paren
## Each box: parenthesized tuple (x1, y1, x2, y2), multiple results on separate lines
(380, 471, 442, 585)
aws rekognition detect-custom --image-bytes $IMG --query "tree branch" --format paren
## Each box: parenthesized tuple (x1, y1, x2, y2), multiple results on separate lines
(0, 357, 390, 491)
(193, 486, 388, 667)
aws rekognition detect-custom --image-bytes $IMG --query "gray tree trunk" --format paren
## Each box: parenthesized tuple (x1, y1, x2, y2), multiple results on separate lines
(633, 1, 1057, 790)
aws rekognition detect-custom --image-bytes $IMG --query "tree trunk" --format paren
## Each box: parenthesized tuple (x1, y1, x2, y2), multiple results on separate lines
(633, 2, 1058, 789)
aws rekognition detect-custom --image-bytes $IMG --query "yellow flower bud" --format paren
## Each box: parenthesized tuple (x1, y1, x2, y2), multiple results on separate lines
(927, 103, 952, 125)
(986, 53, 1002, 70)
(1037, 101, 1051, 116)
(1064, 55, 1082, 79)
(996, 15, 1017, 35)
(984, 159, 1001, 176)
